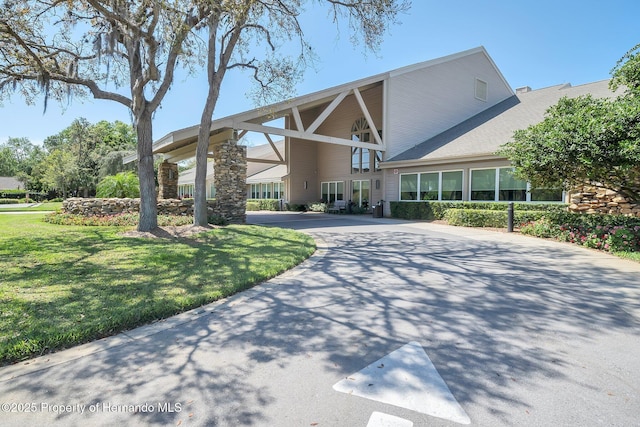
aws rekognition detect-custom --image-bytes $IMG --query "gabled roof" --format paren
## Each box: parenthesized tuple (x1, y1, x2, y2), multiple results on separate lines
(148, 46, 503, 163)
(384, 80, 620, 166)
(0, 177, 22, 190)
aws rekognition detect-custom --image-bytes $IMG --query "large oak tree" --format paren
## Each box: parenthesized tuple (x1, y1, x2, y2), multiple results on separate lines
(190, 0, 411, 225)
(1, 0, 207, 230)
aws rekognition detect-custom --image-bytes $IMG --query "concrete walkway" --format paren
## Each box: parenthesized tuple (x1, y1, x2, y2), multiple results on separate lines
(1, 212, 639, 426)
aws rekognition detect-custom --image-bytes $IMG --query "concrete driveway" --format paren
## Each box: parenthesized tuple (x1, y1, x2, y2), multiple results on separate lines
(1, 212, 639, 426)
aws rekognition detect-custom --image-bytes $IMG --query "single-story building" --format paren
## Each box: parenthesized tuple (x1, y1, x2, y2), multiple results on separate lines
(0, 177, 23, 191)
(150, 46, 620, 215)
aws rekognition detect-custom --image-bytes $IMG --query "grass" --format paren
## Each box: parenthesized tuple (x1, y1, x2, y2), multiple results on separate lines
(0, 214, 315, 365)
(613, 251, 640, 262)
(0, 202, 63, 212)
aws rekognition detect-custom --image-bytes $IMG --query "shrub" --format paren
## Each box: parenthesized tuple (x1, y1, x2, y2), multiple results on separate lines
(246, 199, 281, 211)
(443, 209, 548, 228)
(207, 214, 228, 226)
(307, 202, 327, 212)
(390, 201, 567, 221)
(285, 203, 306, 212)
(246, 201, 260, 211)
(520, 212, 640, 252)
(44, 212, 195, 227)
(96, 172, 140, 198)
(519, 218, 560, 238)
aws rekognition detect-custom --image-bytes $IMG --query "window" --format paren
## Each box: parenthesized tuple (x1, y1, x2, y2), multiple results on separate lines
(401, 171, 463, 201)
(352, 180, 370, 207)
(441, 171, 463, 201)
(419, 173, 439, 201)
(531, 187, 563, 202)
(374, 150, 382, 172)
(321, 181, 344, 203)
(470, 169, 496, 200)
(351, 118, 381, 174)
(400, 174, 418, 200)
(499, 168, 527, 201)
(475, 78, 488, 101)
(250, 182, 284, 199)
(471, 168, 563, 202)
(178, 184, 194, 198)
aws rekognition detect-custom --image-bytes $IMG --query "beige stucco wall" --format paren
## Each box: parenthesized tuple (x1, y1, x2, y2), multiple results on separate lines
(286, 85, 385, 205)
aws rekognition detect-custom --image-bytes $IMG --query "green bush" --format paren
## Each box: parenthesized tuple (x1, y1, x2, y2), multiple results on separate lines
(390, 201, 567, 221)
(307, 202, 327, 212)
(519, 218, 560, 238)
(0, 199, 18, 204)
(520, 212, 640, 252)
(285, 203, 306, 212)
(96, 172, 140, 198)
(246, 199, 281, 211)
(246, 201, 260, 211)
(43, 212, 196, 227)
(444, 209, 548, 228)
(0, 190, 27, 200)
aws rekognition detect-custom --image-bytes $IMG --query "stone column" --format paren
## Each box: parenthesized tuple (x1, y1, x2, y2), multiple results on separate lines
(212, 139, 247, 223)
(158, 161, 179, 200)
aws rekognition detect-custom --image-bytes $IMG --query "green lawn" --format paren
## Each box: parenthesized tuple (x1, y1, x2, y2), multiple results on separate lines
(0, 214, 315, 365)
(0, 202, 63, 212)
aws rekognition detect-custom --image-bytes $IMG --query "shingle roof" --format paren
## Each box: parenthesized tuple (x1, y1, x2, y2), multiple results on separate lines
(0, 177, 22, 190)
(386, 80, 619, 164)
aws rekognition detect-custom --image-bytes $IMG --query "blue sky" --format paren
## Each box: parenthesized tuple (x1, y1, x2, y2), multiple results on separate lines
(1, 0, 638, 146)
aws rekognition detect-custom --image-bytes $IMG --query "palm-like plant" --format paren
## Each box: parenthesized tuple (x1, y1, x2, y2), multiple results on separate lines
(96, 172, 140, 198)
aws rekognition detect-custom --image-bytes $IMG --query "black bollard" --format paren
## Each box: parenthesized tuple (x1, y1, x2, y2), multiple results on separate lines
(507, 202, 514, 233)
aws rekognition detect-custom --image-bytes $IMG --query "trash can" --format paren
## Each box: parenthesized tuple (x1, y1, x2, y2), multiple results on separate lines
(373, 204, 383, 218)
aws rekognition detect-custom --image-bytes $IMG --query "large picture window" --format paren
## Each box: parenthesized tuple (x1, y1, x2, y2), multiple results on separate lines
(352, 180, 370, 207)
(471, 168, 563, 202)
(400, 171, 463, 201)
(498, 168, 527, 201)
(250, 182, 284, 199)
(470, 169, 496, 201)
(400, 174, 418, 200)
(442, 171, 463, 201)
(351, 118, 381, 174)
(322, 181, 344, 203)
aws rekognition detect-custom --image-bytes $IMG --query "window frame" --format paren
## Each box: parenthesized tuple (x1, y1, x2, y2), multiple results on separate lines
(470, 167, 564, 202)
(399, 170, 464, 201)
(321, 181, 345, 203)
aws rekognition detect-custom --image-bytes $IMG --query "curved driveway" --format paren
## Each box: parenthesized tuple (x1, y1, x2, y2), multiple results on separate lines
(1, 212, 639, 426)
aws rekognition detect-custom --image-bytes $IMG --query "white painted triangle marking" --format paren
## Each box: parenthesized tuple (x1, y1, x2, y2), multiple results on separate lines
(367, 411, 413, 427)
(333, 341, 471, 425)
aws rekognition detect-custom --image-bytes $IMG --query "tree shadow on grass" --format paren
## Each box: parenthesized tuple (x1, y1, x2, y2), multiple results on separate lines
(0, 223, 639, 425)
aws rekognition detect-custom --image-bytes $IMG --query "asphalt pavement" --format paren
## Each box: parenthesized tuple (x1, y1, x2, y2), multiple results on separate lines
(1, 212, 639, 426)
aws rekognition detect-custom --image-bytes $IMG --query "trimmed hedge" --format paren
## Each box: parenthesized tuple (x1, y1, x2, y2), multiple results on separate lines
(246, 199, 282, 211)
(390, 201, 567, 221)
(444, 209, 548, 228)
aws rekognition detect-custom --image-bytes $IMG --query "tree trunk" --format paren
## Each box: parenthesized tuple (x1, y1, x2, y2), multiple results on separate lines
(194, 16, 222, 227)
(193, 121, 211, 226)
(136, 108, 158, 232)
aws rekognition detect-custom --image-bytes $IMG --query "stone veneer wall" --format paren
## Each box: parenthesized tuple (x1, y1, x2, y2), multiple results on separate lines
(210, 140, 247, 224)
(63, 198, 216, 217)
(569, 185, 640, 217)
(158, 161, 178, 199)
(62, 141, 248, 223)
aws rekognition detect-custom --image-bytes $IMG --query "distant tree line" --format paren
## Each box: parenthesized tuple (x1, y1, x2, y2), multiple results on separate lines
(0, 118, 136, 199)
